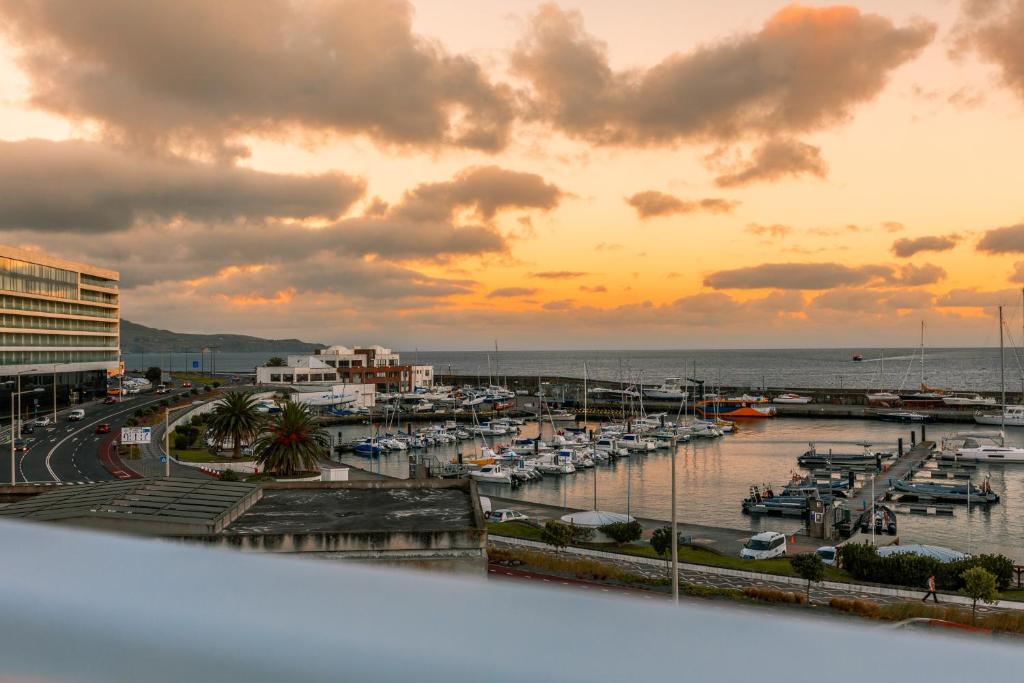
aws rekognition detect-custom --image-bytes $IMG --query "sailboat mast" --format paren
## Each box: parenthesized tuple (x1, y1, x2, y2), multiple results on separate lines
(583, 362, 588, 427)
(920, 320, 925, 388)
(1000, 305, 1006, 434)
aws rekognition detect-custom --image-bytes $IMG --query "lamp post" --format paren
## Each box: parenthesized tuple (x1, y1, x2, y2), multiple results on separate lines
(671, 435, 679, 604)
(9, 383, 44, 485)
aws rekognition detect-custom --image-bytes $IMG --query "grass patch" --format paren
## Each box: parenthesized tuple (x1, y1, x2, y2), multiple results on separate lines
(743, 586, 807, 605)
(829, 597, 882, 618)
(683, 584, 745, 600)
(830, 597, 1024, 635)
(487, 521, 544, 542)
(172, 448, 254, 464)
(488, 547, 657, 585)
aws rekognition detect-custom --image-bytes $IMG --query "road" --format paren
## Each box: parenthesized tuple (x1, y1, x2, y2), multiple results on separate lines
(11, 391, 189, 484)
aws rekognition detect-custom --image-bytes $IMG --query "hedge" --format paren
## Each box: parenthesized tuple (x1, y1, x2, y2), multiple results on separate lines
(838, 544, 1014, 591)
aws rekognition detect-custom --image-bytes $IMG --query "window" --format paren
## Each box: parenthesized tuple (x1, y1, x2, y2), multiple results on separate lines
(771, 537, 785, 549)
(270, 374, 282, 383)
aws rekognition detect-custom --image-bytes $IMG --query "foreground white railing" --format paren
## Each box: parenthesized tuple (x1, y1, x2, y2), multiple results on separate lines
(0, 519, 1020, 682)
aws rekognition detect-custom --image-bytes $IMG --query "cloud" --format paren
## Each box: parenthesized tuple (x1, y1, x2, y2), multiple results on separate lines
(580, 285, 607, 293)
(953, 0, 1024, 103)
(542, 299, 576, 310)
(704, 262, 887, 290)
(977, 223, 1024, 253)
(511, 4, 934, 146)
(703, 261, 945, 290)
(0, 138, 364, 231)
(594, 242, 623, 251)
(935, 287, 1021, 307)
(0, 0, 514, 157)
(714, 139, 827, 187)
(532, 271, 587, 279)
(883, 221, 906, 233)
(393, 166, 564, 222)
(1011, 262, 1024, 283)
(746, 223, 793, 239)
(891, 233, 960, 257)
(488, 287, 538, 298)
(624, 191, 738, 219)
(810, 288, 933, 312)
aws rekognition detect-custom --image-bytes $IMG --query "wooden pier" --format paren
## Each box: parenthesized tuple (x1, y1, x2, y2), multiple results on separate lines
(844, 439, 935, 541)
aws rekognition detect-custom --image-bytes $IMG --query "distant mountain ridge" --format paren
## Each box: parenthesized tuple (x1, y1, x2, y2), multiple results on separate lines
(120, 319, 326, 353)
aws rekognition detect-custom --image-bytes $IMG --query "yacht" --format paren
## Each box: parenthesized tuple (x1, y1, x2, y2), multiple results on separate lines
(595, 438, 629, 457)
(772, 393, 812, 404)
(547, 409, 578, 422)
(473, 422, 509, 436)
(975, 405, 1024, 427)
(536, 452, 576, 474)
(617, 433, 657, 452)
(644, 378, 688, 400)
(469, 465, 513, 485)
(865, 391, 901, 403)
(944, 393, 996, 407)
(940, 432, 1024, 463)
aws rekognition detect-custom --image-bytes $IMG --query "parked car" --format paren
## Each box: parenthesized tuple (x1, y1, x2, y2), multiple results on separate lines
(488, 509, 529, 524)
(740, 531, 787, 560)
(33, 416, 52, 427)
(815, 546, 838, 567)
(67, 409, 85, 422)
(103, 396, 117, 404)
(95, 423, 111, 435)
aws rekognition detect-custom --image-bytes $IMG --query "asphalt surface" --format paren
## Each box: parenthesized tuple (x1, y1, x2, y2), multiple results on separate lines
(11, 391, 187, 484)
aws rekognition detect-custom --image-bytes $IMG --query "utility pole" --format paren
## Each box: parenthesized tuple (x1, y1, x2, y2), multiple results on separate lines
(164, 406, 171, 477)
(671, 435, 679, 604)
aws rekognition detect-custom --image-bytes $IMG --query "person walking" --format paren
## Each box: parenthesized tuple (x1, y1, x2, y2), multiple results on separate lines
(922, 573, 938, 603)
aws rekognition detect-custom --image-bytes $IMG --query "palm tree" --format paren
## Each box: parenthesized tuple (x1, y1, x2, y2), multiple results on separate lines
(253, 401, 329, 476)
(207, 391, 263, 459)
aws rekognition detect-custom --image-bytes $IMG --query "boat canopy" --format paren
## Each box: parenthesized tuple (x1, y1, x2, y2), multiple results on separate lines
(877, 544, 967, 563)
(560, 511, 636, 527)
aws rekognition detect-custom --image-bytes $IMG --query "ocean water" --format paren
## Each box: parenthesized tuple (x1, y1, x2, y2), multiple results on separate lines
(127, 347, 1020, 392)
(327, 418, 1024, 560)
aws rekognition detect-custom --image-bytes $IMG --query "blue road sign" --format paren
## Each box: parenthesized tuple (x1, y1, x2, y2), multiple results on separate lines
(192, 360, 199, 369)
(160, 456, 167, 463)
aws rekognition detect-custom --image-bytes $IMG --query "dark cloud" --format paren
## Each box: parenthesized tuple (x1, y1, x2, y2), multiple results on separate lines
(704, 261, 944, 290)
(393, 166, 564, 222)
(511, 4, 934, 146)
(977, 223, 1024, 253)
(625, 191, 738, 219)
(953, 1, 1024, 102)
(0, 138, 364, 231)
(891, 234, 960, 257)
(0, 0, 514, 157)
(488, 287, 538, 298)
(714, 139, 827, 187)
(746, 224, 793, 239)
(531, 271, 587, 279)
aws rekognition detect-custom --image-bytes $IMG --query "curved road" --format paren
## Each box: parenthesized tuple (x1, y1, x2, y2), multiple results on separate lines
(12, 391, 187, 484)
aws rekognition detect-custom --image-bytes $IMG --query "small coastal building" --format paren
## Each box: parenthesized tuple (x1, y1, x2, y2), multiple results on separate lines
(256, 345, 434, 394)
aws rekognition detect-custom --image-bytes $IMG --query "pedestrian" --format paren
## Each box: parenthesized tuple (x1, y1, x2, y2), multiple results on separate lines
(922, 573, 938, 603)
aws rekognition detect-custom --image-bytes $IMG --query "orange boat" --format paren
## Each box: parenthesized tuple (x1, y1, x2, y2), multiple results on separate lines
(696, 398, 776, 419)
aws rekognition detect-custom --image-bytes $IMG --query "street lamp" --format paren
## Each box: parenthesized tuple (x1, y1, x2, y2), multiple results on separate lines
(8, 383, 44, 485)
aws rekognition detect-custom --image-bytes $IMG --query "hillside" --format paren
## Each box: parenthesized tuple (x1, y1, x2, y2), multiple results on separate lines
(120, 319, 326, 353)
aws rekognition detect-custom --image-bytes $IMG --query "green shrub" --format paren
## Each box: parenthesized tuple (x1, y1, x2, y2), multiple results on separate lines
(791, 553, 825, 601)
(743, 587, 807, 604)
(219, 469, 239, 482)
(173, 434, 190, 450)
(599, 520, 643, 545)
(839, 544, 1016, 592)
(540, 521, 574, 552)
(939, 555, 1014, 591)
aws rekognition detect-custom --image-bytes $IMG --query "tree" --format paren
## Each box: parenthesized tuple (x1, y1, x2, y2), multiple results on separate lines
(207, 392, 263, 459)
(599, 520, 643, 546)
(650, 526, 675, 576)
(960, 567, 999, 624)
(265, 357, 286, 367)
(253, 401, 329, 476)
(540, 521, 574, 553)
(791, 553, 826, 602)
(144, 366, 163, 384)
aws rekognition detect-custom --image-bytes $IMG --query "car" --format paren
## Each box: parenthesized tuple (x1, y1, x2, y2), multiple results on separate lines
(740, 531, 787, 560)
(103, 396, 117, 404)
(67, 409, 85, 421)
(488, 509, 529, 524)
(815, 546, 838, 567)
(13, 438, 28, 452)
(95, 423, 111, 434)
(20, 423, 34, 434)
(181, 381, 192, 388)
(33, 416, 52, 427)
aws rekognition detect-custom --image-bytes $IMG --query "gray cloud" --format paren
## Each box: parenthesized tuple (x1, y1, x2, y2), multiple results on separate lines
(488, 287, 538, 298)
(891, 234, 960, 257)
(935, 287, 1021, 307)
(531, 271, 587, 279)
(0, 0, 514, 157)
(625, 191, 738, 219)
(704, 261, 944, 290)
(714, 139, 827, 187)
(953, 1, 1024, 102)
(580, 285, 607, 293)
(977, 223, 1024, 253)
(746, 223, 793, 238)
(511, 4, 934, 146)
(1011, 262, 1024, 282)
(811, 288, 933, 312)
(0, 138, 364, 231)
(394, 166, 564, 222)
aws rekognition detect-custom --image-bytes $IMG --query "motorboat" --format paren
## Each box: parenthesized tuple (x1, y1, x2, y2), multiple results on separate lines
(353, 438, 381, 457)
(681, 421, 723, 438)
(865, 391, 901, 403)
(860, 504, 898, 536)
(891, 479, 999, 504)
(798, 445, 891, 468)
(644, 378, 688, 401)
(595, 438, 629, 457)
(875, 410, 930, 423)
(547, 409, 578, 422)
(617, 433, 657, 452)
(940, 432, 1024, 463)
(975, 405, 1024, 427)
(943, 393, 996, 407)
(852, 354, 864, 362)
(473, 422, 508, 436)
(469, 465, 513, 485)
(772, 393, 812, 404)
(536, 452, 576, 475)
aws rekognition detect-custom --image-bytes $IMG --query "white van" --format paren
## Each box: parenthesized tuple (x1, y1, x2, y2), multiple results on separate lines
(67, 409, 85, 422)
(478, 496, 492, 518)
(740, 531, 787, 560)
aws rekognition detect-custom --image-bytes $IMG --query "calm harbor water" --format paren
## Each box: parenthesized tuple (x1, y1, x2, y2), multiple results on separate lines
(128, 347, 1022, 392)
(326, 418, 1024, 560)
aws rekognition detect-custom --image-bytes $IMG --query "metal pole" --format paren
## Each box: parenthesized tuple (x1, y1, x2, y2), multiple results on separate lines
(967, 471, 971, 556)
(15, 374, 20, 440)
(164, 407, 170, 477)
(52, 367, 57, 423)
(671, 435, 678, 604)
(870, 476, 875, 546)
(9, 388, 15, 485)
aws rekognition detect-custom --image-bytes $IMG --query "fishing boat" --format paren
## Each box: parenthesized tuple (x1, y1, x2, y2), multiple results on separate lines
(891, 479, 999, 504)
(643, 378, 688, 400)
(772, 393, 812, 404)
(695, 398, 775, 418)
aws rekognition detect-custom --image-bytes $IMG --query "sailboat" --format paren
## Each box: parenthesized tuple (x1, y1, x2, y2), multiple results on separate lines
(901, 321, 946, 401)
(975, 303, 1024, 428)
(865, 350, 900, 403)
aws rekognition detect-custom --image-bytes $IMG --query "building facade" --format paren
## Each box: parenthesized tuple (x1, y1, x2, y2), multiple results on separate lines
(256, 345, 433, 394)
(0, 245, 120, 415)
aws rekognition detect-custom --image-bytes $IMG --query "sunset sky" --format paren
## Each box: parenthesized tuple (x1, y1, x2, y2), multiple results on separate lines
(2, 0, 1024, 349)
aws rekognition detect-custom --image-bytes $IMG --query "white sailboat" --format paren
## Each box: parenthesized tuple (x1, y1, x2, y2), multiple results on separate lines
(975, 303, 1024, 428)
(866, 349, 900, 403)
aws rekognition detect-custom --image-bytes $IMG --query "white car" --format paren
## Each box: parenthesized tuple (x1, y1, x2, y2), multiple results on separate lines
(66, 409, 85, 422)
(815, 546, 837, 566)
(33, 416, 52, 427)
(740, 531, 787, 560)
(488, 509, 529, 524)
